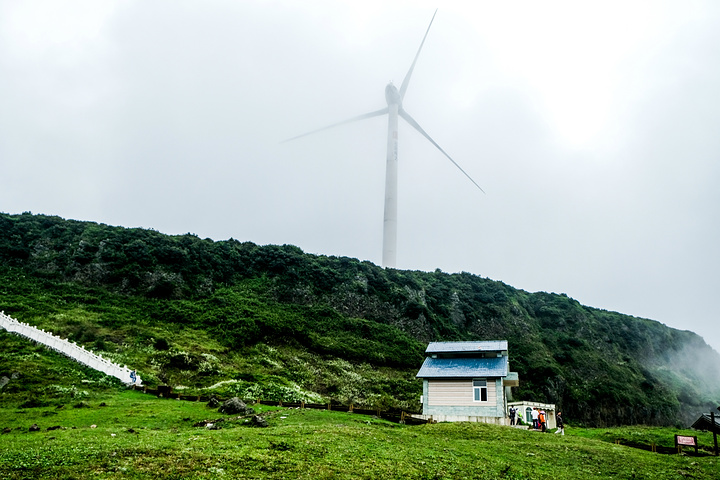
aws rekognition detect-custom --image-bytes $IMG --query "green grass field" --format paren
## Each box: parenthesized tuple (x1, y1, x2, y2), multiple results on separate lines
(1, 389, 717, 479)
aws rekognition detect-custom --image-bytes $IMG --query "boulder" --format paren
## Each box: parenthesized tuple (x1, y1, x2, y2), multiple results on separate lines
(252, 415, 268, 428)
(218, 397, 254, 415)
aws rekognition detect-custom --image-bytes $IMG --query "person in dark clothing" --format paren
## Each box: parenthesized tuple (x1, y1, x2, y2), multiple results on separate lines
(555, 411, 565, 435)
(509, 407, 516, 425)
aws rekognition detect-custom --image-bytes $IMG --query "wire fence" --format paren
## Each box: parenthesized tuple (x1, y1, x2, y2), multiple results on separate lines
(130, 384, 430, 425)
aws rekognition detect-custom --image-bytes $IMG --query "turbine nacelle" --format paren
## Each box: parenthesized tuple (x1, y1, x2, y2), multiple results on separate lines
(283, 9, 484, 268)
(385, 83, 402, 107)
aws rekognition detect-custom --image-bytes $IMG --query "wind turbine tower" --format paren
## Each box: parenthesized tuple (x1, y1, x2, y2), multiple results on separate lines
(285, 10, 483, 268)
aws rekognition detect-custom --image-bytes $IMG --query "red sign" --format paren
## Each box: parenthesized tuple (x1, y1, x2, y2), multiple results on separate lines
(676, 435, 697, 446)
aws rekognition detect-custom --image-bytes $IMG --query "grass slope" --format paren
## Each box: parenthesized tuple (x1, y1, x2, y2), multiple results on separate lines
(2, 212, 720, 427)
(1, 390, 718, 479)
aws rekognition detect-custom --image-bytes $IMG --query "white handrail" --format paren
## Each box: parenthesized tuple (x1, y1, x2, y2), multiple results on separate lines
(0, 310, 142, 386)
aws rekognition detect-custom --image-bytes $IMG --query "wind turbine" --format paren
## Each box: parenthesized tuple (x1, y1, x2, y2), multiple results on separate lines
(284, 10, 484, 268)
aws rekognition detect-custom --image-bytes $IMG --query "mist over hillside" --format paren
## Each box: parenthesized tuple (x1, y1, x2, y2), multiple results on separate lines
(1, 212, 719, 427)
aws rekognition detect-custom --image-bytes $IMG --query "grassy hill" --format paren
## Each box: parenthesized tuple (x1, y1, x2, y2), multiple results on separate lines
(1, 212, 719, 427)
(1, 390, 718, 479)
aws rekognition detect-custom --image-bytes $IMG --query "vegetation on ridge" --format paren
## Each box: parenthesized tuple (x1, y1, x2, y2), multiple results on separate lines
(1, 212, 719, 427)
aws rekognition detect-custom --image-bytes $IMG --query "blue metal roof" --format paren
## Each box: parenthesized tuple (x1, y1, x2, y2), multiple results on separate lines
(416, 355, 508, 378)
(425, 341, 508, 354)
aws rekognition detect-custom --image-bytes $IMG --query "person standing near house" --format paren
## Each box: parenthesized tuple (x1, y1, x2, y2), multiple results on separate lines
(509, 407, 517, 425)
(538, 410, 547, 432)
(531, 408, 539, 429)
(555, 412, 565, 435)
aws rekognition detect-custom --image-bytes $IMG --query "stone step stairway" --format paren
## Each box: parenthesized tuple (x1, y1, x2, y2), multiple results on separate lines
(0, 311, 142, 386)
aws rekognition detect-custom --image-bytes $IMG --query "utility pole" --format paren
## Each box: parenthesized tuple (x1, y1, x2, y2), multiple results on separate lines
(714, 405, 720, 456)
(712, 411, 718, 456)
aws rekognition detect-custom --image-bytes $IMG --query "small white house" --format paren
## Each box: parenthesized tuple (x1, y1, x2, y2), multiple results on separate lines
(415, 341, 519, 424)
(508, 401, 557, 429)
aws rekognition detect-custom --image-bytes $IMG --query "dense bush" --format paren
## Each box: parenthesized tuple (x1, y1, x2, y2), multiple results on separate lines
(1, 212, 719, 426)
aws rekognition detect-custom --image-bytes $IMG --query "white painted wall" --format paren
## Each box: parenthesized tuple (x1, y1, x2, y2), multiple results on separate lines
(427, 379, 497, 406)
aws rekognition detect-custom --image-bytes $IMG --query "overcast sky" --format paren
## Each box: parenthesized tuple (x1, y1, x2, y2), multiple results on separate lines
(2, 0, 719, 353)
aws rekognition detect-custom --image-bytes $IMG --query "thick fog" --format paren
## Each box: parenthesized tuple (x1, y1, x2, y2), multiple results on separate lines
(1, 1, 719, 352)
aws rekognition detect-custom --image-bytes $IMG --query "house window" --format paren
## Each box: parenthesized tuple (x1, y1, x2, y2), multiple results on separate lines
(473, 379, 488, 402)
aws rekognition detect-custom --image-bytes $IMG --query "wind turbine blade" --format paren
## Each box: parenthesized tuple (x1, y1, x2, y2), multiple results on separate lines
(281, 108, 389, 143)
(399, 108, 485, 193)
(399, 9, 437, 101)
